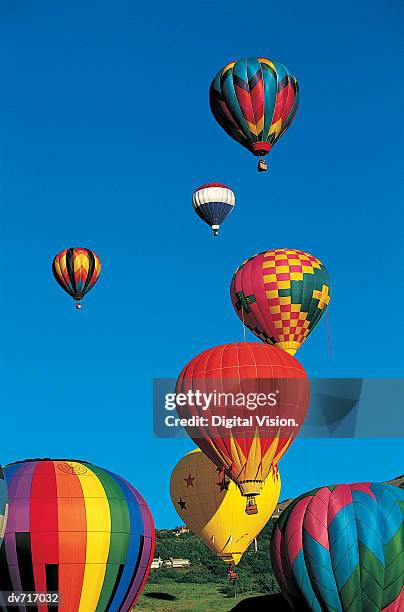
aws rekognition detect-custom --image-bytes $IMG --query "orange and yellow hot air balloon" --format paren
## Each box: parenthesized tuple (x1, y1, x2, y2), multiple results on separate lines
(52, 247, 101, 309)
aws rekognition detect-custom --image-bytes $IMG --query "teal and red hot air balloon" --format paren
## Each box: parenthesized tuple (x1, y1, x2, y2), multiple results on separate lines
(0, 459, 155, 611)
(270, 482, 404, 611)
(192, 183, 235, 236)
(52, 247, 101, 309)
(210, 57, 299, 172)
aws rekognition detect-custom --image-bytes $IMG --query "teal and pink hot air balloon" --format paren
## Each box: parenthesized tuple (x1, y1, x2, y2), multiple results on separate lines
(0, 459, 155, 611)
(210, 57, 299, 172)
(270, 482, 404, 611)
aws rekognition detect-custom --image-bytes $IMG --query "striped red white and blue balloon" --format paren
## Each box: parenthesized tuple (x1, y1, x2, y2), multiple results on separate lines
(270, 482, 404, 612)
(192, 183, 235, 236)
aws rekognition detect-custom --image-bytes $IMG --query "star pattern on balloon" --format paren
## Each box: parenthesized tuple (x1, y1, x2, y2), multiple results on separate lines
(184, 474, 195, 487)
(177, 497, 187, 510)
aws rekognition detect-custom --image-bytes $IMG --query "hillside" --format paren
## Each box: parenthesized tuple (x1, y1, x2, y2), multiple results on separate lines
(137, 519, 281, 611)
(148, 518, 279, 592)
(137, 476, 403, 610)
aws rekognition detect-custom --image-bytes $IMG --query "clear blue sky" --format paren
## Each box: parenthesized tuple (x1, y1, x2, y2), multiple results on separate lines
(0, 0, 402, 528)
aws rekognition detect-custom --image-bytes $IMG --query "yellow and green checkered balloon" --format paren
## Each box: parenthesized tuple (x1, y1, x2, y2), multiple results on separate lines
(230, 248, 331, 355)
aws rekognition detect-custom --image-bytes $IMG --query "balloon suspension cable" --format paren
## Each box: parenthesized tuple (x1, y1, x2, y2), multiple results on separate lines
(326, 310, 332, 355)
(241, 306, 247, 342)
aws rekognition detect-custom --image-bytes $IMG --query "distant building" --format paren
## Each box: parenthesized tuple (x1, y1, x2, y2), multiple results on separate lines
(171, 558, 191, 568)
(174, 525, 189, 536)
(163, 557, 191, 568)
(151, 557, 163, 569)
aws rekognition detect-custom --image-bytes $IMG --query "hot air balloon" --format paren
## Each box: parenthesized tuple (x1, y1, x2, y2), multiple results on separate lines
(270, 482, 404, 612)
(231, 248, 331, 355)
(170, 449, 281, 573)
(192, 183, 235, 236)
(210, 57, 299, 172)
(0, 459, 155, 612)
(0, 467, 7, 547)
(52, 247, 101, 309)
(176, 342, 309, 515)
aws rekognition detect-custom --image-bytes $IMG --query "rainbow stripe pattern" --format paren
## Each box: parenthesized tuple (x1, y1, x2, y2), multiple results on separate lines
(270, 482, 404, 611)
(0, 459, 155, 612)
(0, 467, 7, 548)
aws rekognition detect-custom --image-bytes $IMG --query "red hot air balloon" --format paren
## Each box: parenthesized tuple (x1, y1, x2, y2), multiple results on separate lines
(175, 342, 309, 514)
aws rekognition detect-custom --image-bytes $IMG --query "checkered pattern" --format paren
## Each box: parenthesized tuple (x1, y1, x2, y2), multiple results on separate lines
(231, 248, 331, 355)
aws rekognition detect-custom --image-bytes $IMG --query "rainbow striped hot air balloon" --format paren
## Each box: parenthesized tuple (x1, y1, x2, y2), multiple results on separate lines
(0, 466, 7, 546)
(0, 459, 155, 612)
(52, 247, 101, 309)
(270, 482, 404, 612)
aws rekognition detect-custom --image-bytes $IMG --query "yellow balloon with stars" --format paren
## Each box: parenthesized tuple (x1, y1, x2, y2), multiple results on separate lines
(170, 449, 281, 566)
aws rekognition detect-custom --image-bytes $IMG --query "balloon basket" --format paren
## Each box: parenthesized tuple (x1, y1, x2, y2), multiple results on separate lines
(257, 158, 268, 172)
(245, 497, 258, 515)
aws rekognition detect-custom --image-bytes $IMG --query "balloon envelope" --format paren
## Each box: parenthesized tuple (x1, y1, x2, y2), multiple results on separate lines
(192, 183, 235, 235)
(0, 466, 7, 546)
(52, 247, 101, 304)
(170, 449, 280, 565)
(231, 248, 331, 355)
(176, 342, 309, 512)
(210, 57, 299, 159)
(0, 459, 155, 612)
(271, 482, 404, 611)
